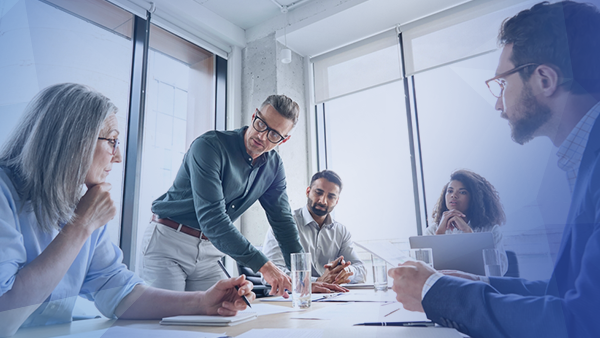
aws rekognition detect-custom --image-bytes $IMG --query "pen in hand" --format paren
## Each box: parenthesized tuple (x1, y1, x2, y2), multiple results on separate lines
(216, 260, 252, 309)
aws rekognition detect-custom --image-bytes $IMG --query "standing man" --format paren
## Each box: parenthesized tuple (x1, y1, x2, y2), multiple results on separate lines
(389, 1, 600, 337)
(143, 95, 303, 297)
(262, 170, 366, 292)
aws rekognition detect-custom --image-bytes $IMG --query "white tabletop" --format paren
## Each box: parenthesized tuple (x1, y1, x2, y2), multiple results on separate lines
(14, 290, 463, 338)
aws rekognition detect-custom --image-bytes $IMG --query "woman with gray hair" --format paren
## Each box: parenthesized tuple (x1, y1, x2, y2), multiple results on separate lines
(0, 83, 254, 337)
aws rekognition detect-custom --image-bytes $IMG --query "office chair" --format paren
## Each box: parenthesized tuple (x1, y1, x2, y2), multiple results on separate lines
(505, 250, 520, 278)
(237, 263, 271, 298)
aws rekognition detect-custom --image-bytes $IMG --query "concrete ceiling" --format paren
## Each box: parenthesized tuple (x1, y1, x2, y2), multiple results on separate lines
(113, 0, 477, 58)
(194, 0, 299, 30)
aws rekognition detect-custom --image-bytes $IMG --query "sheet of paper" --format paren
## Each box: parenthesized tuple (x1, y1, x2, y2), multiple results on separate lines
(259, 292, 343, 302)
(161, 311, 256, 326)
(355, 241, 410, 266)
(235, 328, 323, 338)
(238, 303, 300, 316)
(318, 289, 397, 303)
(51, 326, 224, 338)
(340, 283, 374, 289)
(291, 302, 428, 323)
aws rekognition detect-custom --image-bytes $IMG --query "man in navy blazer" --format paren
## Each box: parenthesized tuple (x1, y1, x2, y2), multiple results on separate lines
(389, 2, 600, 337)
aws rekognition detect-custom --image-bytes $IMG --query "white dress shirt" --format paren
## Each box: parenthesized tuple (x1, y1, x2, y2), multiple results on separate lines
(262, 205, 366, 283)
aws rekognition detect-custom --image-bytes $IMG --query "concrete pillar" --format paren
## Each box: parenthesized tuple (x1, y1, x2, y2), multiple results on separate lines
(240, 33, 309, 246)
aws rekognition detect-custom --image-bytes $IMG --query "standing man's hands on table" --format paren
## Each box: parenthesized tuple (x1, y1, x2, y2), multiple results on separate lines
(318, 255, 354, 284)
(388, 261, 436, 312)
(259, 261, 292, 298)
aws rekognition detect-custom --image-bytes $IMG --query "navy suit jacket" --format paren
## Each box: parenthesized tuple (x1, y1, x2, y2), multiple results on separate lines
(422, 116, 600, 338)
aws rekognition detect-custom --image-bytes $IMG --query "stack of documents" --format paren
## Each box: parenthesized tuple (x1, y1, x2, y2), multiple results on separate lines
(160, 303, 296, 327)
(160, 312, 257, 327)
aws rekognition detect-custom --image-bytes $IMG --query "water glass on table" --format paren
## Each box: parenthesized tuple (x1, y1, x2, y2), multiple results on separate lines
(483, 249, 503, 277)
(371, 255, 388, 292)
(291, 252, 312, 309)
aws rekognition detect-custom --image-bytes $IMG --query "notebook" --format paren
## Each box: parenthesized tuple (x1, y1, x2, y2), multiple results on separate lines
(409, 232, 495, 275)
(160, 312, 258, 327)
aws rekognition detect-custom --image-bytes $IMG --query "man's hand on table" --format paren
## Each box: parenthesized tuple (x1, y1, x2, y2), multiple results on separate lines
(312, 281, 349, 293)
(318, 256, 354, 284)
(388, 261, 436, 313)
(259, 261, 292, 298)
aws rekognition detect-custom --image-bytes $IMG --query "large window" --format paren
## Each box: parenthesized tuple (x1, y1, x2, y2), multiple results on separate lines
(0, 0, 134, 244)
(313, 31, 418, 256)
(134, 24, 216, 273)
(313, 0, 567, 280)
(1, 0, 222, 275)
(413, 50, 569, 280)
(323, 81, 417, 242)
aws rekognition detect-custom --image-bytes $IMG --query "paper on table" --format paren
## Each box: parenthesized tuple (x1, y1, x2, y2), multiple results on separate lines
(260, 293, 343, 302)
(292, 302, 428, 323)
(340, 283, 374, 289)
(354, 241, 411, 266)
(318, 289, 397, 303)
(235, 328, 323, 338)
(239, 303, 300, 316)
(160, 311, 257, 326)
(51, 327, 224, 338)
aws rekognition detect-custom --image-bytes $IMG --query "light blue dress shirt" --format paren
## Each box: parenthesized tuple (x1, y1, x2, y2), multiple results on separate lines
(0, 167, 143, 328)
(262, 205, 366, 283)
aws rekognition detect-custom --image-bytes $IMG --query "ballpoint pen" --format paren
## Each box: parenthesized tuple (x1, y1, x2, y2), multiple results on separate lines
(354, 321, 435, 327)
(216, 260, 252, 308)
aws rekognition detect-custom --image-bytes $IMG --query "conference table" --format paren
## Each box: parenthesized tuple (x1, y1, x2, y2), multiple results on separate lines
(13, 289, 464, 338)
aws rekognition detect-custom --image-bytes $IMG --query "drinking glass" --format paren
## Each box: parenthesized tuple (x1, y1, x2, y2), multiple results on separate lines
(291, 252, 312, 308)
(371, 255, 388, 292)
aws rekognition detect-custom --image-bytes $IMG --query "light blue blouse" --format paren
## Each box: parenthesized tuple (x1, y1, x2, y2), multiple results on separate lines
(0, 167, 143, 327)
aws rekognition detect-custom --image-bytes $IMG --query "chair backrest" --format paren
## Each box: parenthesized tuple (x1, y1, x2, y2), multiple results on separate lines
(505, 250, 520, 278)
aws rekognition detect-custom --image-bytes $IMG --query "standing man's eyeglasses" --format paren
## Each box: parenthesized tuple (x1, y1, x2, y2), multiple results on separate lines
(485, 63, 539, 98)
(97, 137, 120, 155)
(252, 109, 286, 144)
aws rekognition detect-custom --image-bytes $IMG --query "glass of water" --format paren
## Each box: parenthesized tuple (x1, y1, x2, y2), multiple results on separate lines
(483, 249, 503, 277)
(371, 255, 388, 292)
(291, 252, 312, 308)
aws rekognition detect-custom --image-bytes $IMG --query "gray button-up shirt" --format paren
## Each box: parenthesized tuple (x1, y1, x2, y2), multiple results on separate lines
(262, 205, 366, 283)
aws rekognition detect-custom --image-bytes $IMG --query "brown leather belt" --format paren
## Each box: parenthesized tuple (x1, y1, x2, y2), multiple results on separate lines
(152, 214, 209, 240)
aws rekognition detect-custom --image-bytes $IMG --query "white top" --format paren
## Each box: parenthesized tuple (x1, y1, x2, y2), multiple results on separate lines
(262, 206, 366, 283)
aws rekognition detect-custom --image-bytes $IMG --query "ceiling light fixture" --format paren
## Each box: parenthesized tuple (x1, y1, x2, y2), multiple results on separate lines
(272, 0, 313, 64)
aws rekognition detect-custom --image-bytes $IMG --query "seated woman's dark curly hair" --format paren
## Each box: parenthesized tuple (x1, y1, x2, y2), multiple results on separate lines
(431, 169, 506, 231)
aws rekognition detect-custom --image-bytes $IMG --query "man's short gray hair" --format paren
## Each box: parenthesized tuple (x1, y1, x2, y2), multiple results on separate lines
(0, 83, 116, 232)
(260, 94, 300, 127)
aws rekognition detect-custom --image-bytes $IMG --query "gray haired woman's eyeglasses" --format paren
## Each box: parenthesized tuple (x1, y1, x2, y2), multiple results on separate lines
(97, 137, 120, 155)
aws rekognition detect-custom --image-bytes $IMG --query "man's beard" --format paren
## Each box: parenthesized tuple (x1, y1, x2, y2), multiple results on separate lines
(506, 85, 552, 145)
(308, 198, 330, 217)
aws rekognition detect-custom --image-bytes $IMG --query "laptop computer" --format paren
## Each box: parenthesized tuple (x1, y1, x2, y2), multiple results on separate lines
(409, 232, 495, 275)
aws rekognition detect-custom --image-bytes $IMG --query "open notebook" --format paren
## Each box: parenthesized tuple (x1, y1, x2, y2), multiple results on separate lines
(160, 312, 257, 327)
